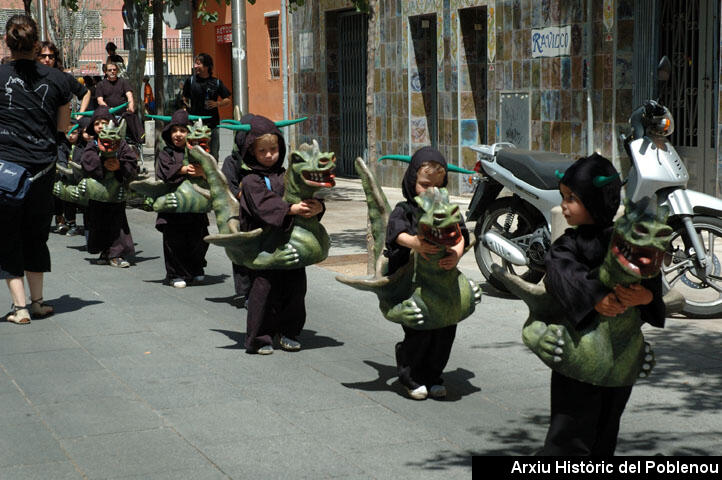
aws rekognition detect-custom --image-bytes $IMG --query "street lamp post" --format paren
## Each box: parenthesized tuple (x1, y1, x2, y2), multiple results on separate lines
(231, 0, 249, 116)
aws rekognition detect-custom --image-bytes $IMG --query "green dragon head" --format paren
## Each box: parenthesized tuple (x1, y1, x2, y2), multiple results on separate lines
(285, 139, 336, 202)
(187, 119, 212, 154)
(97, 118, 126, 155)
(603, 199, 673, 284)
(414, 187, 463, 247)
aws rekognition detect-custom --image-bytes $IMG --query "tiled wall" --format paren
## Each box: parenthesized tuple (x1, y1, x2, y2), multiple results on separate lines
(289, 0, 719, 197)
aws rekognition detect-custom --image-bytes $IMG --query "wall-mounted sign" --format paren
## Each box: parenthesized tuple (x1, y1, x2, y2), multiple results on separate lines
(216, 24, 232, 44)
(531, 25, 571, 58)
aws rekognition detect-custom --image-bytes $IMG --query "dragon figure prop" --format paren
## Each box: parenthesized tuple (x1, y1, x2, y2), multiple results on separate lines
(53, 118, 133, 206)
(189, 139, 336, 269)
(492, 200, 675, 386)
(129, 119, 214, 214)
(336, 158, 481, 330)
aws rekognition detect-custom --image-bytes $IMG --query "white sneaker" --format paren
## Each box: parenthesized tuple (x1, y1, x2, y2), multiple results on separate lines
(279, 336, 301, 351)
(406, 385, 428, 400)
(428, 385, 447, 398)
(257, 345, 274, 355)
(171, 278, 187, 288)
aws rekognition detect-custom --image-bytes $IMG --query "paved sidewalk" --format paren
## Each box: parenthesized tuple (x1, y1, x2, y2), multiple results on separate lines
(0, 177, 720, 479)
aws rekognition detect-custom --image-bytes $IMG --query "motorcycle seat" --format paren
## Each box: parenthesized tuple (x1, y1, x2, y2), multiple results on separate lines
(496, 149, 574, 191)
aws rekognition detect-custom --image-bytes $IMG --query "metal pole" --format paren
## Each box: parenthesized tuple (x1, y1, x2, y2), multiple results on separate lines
(38, 0, 47, 41)
(281, 0, 289, 134)
(231, 0, 249, 115)
(585, 0, 594, 154)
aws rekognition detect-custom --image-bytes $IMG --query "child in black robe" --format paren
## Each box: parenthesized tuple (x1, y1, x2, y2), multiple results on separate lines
(221, 113, 256, 307)
(155, 110, 210, 288)
(385, 147, 469, 400)
(81, 106, 138, 268)
(52, 121, 76, 234)
(541, 153, 665, 456)
(239, 116, 323, 354)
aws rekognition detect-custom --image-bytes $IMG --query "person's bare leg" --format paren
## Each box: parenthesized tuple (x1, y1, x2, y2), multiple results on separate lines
(6, 277, 27, 307)
(27, 271, 53, 316)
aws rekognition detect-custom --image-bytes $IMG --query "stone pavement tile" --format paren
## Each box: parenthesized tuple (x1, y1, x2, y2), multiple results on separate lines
(0, 348, 104, 377)
(0, 461, 83, 480)
(159, 399, 303, 445)
(0, 330, 78, 356)
(100, 351, 213, 382)
(341, 440, 473, 480)
(123, 374, 247, 410)
(0, 317, 63, 334)
(77, 332, 175, 359)
(12, 369, 137, 406)
(194, 350, 316, 387)
(238, 369, 376, 413)
(0, 369, 16, 394)
(0, 392, 37, 427)
(279, 405, 438, 453)
(201, 434, 362, 479)
(0, 421, 68, 467)
(34, 396, 162, 439)
(57, 315, 151, 338)
(108, 466, 230, 480)
(60, 428, 218, 479)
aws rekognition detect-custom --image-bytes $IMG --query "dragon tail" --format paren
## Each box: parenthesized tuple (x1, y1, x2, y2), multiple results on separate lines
(189, 145, 239, 234)
(354, 157, 391, 272)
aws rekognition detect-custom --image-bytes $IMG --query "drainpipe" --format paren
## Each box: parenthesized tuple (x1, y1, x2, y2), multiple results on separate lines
(281, 0, 290, 140)
(38, 0, 47, 41)
(231, 0, 249, 115)
(586, 0, 594, 154)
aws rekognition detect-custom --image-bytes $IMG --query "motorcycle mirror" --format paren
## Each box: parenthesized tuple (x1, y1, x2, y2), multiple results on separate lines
(657, 56, 672, 82)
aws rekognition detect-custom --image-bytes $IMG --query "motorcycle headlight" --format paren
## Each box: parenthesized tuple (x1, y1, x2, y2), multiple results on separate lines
(647, 107, 675, 137)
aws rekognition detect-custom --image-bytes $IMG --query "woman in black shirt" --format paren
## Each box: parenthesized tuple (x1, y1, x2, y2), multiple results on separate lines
(0, 15, 71, 324)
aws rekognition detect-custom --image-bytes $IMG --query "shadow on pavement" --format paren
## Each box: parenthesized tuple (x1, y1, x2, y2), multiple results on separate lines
(329, 228, 368, 251)
(48, 294, 104, 315)
(206, 294, 246, 309)
(298, 329, 344, 350)
(212, 329, 245, 349)
(65, 244, 87, 251)
(342, 361, 480, 402)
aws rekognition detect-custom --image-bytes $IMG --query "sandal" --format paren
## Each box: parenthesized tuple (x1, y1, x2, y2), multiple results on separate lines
(29, 298, 54, 318)
(6, 305, 30, 324)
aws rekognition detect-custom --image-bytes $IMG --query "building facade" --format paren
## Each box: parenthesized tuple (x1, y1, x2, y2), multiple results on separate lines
(288, 0, 722, 197)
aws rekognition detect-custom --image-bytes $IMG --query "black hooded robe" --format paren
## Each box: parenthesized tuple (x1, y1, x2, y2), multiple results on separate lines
(384, 147, 470, 391)
(540, 154, 665, 456)
(221, 114, 256, 300)
(237, 116, 308, 352)
(81, 107, 138, 260)
(155, 110, 210, 283)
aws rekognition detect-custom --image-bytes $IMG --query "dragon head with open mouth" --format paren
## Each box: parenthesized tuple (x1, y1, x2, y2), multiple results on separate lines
(97, 119, 125, 156)
(416, 187, 463, 248)
(285, 139, 336, 201)
(186, 119, 212, 154)
(604, 199, 673, 283)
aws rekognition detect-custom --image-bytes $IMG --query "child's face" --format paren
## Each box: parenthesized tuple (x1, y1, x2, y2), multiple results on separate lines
(68, 130, 78, 144)
(253, 135, 280, 167)
(170, 125, 188, 148)
(415, 167, 445, 195)
(560, 183, 594, 226)
(93, 119, 108, 135)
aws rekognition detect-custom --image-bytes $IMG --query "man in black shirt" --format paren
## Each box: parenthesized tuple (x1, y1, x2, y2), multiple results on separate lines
(182, 53, 232, 160)
(96, 62, 143, 144)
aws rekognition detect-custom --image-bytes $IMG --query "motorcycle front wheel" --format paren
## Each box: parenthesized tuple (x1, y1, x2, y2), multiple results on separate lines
(474, 197, 546, 293)
(662, 216, 722, 318)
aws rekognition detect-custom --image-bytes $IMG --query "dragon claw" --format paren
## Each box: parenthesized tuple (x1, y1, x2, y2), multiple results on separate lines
(553, 356, 562, 363)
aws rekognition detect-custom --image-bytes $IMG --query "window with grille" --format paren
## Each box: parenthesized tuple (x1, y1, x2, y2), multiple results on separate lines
(180, 27, 192, 49)
(0, 9, 25, 30)
(267, 15, 280, 79)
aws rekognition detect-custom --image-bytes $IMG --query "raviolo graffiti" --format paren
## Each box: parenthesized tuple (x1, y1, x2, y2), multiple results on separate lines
(531, 26, 571, 57)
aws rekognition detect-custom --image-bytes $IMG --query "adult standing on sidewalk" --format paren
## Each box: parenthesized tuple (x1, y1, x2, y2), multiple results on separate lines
(0, 14, 71, 324)
(182, 53, 232, 161)
(96, 61, 144, 144)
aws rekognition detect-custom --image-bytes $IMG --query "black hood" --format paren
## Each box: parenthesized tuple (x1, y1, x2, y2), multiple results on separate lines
(560, 153, 622, 227)
(240, 115, 287, 174)
(401, 146, 449, 201)
(161, 109, 190, 149)
(86, 106, 113, 137)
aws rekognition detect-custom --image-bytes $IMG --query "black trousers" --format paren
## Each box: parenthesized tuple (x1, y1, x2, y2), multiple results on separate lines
(541, 371, 633, 456)
(232, 262, 251, 297)
(395, 324, 457, 389)
(244, 268, 306, 352)
(161, 222, 209, 281)
(0, 169, 54, 278)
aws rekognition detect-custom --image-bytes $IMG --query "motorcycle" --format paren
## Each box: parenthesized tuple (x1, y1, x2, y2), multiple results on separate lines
(467, 57, 722, 318)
